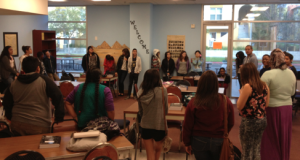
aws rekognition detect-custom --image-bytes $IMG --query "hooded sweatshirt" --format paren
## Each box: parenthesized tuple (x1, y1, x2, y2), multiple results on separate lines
(151, 49, 161, 69)
(3, 73, 64, 127)
(137, 87, 168, 131)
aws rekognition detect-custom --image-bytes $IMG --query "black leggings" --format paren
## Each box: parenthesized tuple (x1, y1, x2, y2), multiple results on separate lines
(118, 70, 127, 94)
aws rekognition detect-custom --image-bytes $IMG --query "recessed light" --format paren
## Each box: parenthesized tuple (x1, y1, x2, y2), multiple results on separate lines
(246, 13, 261, 17)
(92, 0, 111, 1)
(251, 7, 269, 12)
(49, 0, 66, 1)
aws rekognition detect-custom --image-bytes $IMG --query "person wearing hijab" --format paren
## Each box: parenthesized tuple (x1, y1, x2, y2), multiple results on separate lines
(151, 49, 160, 70)
(260, 49, 296, 160)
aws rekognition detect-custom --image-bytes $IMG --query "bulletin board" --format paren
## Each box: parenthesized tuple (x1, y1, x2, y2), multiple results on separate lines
(167, 35, 185, 59)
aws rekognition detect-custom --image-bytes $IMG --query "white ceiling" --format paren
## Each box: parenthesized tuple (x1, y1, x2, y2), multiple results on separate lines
(48, 0, 300, 6)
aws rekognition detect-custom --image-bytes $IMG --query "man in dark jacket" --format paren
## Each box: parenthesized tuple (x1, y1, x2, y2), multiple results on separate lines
(37, 51, 47, 76)
(81, 46, 100, 72)
(43, 51, 59, 81)
(3, 56, 64, 136)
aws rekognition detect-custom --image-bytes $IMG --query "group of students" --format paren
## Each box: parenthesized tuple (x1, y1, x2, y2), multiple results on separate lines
(0, 44, 296, 160)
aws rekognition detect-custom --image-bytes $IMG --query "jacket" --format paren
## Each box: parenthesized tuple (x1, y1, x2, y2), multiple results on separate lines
(176, 58, 191, 72)
(3, 73, 65, 127)
(183, 95, 234, 146)
(161, 58, 175, 76)
(217, 73, 231, 84)
(137, 87, 168, 130)
(117, 55, 127, 72)
(128, 56, 142, 74)
(43, 56, 56, 73)
(81, 53, 100, 72)
(0, 56, 17, 80)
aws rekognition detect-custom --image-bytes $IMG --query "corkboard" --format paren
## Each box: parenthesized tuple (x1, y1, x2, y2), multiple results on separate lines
(93, 41, 129, 72)
(167, 35, 185, 59)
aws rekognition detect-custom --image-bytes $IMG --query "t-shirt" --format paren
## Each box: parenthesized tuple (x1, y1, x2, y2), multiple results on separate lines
(131, 57, 136, 73)
(89, 54, 97, 69)
(243, 53, 258, 68)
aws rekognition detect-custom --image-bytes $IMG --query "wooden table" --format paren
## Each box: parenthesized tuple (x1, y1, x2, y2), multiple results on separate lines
(54, 81, 83, 87)
(180, 86, 197, 93)
(170, 76, 184, 81)
(0, 131, 134, 160)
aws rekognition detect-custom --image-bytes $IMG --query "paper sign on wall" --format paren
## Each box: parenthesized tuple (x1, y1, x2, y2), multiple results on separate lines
(167, 35, 185, 58)
(213, 42, 222, 49)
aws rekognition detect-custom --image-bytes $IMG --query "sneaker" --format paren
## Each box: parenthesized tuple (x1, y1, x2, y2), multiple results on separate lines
(124, 96, 130, 100)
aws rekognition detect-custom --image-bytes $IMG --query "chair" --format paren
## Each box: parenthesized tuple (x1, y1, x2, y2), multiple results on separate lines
(114, 119, 130, 131)
(84, 143, 118, 160)
(167, 93, 183, 151)
(92, 156, 112, 160)
(0, 121, 13, 138)
(60, 81, 75, 100)
(77, 78, 86, 82)
(187, 71, 199, 77)
(183, 77, 194, 86)
(5, 150, 45, 160)
(176, 80, 191, 87)
(167, 86, 182, 101)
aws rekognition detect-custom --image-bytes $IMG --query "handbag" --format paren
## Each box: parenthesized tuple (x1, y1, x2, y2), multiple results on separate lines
(219, 95, 235, 160)
(161, 86, 173, 153)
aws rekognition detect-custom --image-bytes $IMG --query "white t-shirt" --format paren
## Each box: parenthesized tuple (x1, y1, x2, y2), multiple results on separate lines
(19, 55, 28, 71)
(10, 56, 14, 68)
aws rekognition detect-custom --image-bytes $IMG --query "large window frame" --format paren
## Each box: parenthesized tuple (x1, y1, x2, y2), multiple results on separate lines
(48, 6, 88, 72)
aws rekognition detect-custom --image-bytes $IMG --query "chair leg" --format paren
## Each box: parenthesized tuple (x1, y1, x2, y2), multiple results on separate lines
(134, 133, 139, 160)
(140, 135, 142, 152)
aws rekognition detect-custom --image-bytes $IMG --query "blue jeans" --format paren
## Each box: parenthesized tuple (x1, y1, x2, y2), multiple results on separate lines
(191, 136, 223, 160)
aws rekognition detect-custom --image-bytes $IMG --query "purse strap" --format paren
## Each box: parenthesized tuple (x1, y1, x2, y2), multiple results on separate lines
(223, 95, 228, 138)
(161, 86, 168, 135)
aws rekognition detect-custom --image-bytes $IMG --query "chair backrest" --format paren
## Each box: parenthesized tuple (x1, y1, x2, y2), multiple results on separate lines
(134, 84, 138, 94)
(77, 77, 86, 82)
(167, 86, 182, 101)
(92, 156, 112, 160)
(84, 143, 118, 160)
(5, 150, 45, 160)
(60, 81, 75, 99)
(183, 77, 194, 86)
(167, 93, 181, 103)
(176, 80, 191, 86)
(187, 71, 199, 77)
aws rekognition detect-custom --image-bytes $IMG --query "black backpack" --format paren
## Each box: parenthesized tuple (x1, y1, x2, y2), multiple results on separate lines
(60, 70, 75, 81)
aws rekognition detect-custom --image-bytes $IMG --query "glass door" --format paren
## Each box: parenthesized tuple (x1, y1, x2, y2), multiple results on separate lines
(202, 24, 237, 97)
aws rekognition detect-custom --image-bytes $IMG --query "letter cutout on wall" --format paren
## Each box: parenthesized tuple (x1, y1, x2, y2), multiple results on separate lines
(130, 20, 150, 54)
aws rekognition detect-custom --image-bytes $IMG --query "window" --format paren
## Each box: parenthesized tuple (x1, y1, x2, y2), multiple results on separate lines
(221, 32, 228, 37)
(210, 8, 222, 20)
(210, 32, 217, 39)
(48, 6, 87, 72)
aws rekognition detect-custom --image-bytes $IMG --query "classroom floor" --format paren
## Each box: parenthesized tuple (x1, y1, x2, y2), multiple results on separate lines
(56, 96, 300, 160)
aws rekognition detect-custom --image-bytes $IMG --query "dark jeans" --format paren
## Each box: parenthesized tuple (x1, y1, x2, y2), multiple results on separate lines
(191, 136, 223, 160)
(177, 73, 187, 76)
(118, 70, 128, 94)
(128, 73, 139, 96)
(238, 73, 242, 89)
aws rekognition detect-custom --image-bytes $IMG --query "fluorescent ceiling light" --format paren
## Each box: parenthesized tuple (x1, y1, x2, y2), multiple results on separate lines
(49, 0, 66, 1)
(251, 7, 269, 11)
(246, 13, 261, 17)
(92, 0, 111, 1)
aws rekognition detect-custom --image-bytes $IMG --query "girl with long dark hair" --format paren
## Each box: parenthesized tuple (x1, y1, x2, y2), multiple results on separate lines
(137, 69, 168, 160)
(176, 51, 191, 76)
(116, 48, 130, 96)
(183, 71, 234, 160)
(81, 46, 100, 72)
(65, 68, 115, 129)
(161, 51, 175, 81)
(236, 51, 246, 89)
(0, 46, 18, 92)
(238, 63, 269, 160)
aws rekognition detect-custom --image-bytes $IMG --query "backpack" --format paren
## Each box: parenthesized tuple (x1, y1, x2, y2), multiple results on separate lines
(60, 70, 74, 81)
(126, 122, 137, 144)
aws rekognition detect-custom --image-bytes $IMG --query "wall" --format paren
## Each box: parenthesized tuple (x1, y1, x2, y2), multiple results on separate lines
(0, 15, 48, 71)
(153, 5, 202, 63)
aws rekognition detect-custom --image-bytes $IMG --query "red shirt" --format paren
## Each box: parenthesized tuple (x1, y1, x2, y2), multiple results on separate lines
(182, 94, 235, 146)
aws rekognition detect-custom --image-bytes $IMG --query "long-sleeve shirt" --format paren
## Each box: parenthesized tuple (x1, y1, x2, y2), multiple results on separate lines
(161, 58, 175, 76)
(104, 59, 115, 74)
(43, 56, 57, 73)
(183, 95, 234, 146)
(191, 57, 203, 72)
(243, 53, 258, 68)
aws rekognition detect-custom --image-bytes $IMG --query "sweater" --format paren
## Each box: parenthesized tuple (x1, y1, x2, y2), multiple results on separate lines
(81, 53, 100, 72)
(217, 74, 231, 84)
(176, 59, 191, 72)
(182, 95, 234, 146)
(259, 67, 271, 77)
(161, 58, 175, 76)
(128, 56, 142, 74)
(0, 56, 17, 80)
(137, 87, 168, 131)
(261, 69, 296, 107)
(191, 57, 203, 72)
(104, 59, 115, 74)
(3, 73, 64, 127)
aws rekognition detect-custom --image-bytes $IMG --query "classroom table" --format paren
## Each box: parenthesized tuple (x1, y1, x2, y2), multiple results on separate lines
(0, 131, 134, 160)
(170, 76, 184, 81)
(171, 76, 201, 81)
(179, 86, 197, 93)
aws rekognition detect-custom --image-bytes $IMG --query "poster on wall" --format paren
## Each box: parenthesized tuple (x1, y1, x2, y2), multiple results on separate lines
(167, 35, 185, 59)
(3, 32, 18, 57)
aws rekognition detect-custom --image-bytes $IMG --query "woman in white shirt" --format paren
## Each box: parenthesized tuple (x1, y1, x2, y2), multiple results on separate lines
(19, 46, 32, 73)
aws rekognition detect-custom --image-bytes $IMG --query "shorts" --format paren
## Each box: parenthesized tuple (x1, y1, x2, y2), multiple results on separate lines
(141, 127, 166, 142)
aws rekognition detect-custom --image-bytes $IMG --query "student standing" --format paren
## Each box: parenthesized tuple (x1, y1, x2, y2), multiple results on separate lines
(235, 51, 245, 89)
(137, 69, 168, 160)
(37, 51, 47, 76)
(284, 51, 297, 78)
(190, 50, 203, 76)
(117, 48, 130, 96)
(238, 63, 269, 160)
(65, 68, 115, 129)
(261, 49, 296, 160)
(217, 67, 230, 94)
(81, 46, 100, 72)
(43, 51, 59, 81)
(125, 48, 142, 100)
(19, 46, 32, 73)
(161, 51, 175, 81)
(242, 45, 258, 68)
(183, 71, 234, 160)
(176, 51, 190, 76)
(3, 56, 64, 136)
(259, 54, 271, 77)
(0, 46, 18, 92)
(151, 49, 160, 70)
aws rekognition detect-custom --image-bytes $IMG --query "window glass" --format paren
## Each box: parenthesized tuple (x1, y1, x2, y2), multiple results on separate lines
(48, 7, 86, 21)
(204, 5, 232, 21)
(48, 23, 86, 39)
